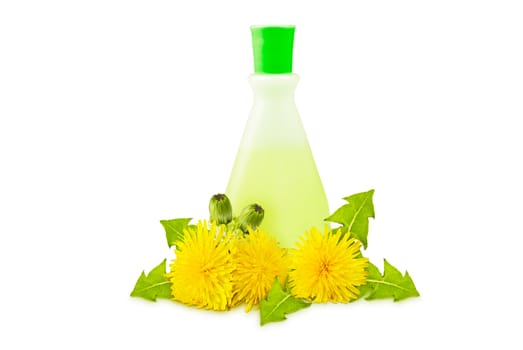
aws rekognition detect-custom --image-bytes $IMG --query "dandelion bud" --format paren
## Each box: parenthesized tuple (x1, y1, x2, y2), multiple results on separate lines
(238, 203, 264, 233)
(209, 193, 233, 225)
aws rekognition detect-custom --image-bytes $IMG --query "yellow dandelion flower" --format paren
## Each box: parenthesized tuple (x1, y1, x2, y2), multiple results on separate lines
(232, 227, 288, 311)
(166, 221, 235, 311)
(289, 226, 368, 303)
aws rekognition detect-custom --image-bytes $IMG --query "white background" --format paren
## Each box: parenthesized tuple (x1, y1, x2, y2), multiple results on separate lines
(1, 0, 522, 348)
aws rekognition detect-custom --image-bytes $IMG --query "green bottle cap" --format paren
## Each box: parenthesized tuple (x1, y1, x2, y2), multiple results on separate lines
(251, 25, 295, 74)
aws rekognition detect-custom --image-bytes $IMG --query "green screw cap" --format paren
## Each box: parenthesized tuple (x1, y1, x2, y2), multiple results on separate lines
(251, 25, 295, 74)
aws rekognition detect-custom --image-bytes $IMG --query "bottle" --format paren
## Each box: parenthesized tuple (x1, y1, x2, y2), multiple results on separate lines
(226, 25, 329, 248)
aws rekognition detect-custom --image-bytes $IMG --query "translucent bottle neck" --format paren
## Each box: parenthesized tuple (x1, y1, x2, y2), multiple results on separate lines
(249, 73, 299, 102)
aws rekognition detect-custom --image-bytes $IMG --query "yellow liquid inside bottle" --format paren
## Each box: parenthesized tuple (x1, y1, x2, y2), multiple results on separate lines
(227, 146, 329, 248)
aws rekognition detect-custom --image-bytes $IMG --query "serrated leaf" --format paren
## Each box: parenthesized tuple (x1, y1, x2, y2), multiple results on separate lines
(260, 279, 310, 326)
(130, 259, 172, 301)
(160, 218, 191, 247)
(325, 189, 375, 249)
(364, 259, 420, 301)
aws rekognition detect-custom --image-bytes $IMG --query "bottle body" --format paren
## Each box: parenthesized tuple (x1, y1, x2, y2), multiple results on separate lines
(226, 74, 329, 248)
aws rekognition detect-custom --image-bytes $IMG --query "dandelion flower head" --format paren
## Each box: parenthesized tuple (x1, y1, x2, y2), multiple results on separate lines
(289, 226, 368, 303)
(232, 227, 288, 311)
(166, 221, 235, 311)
